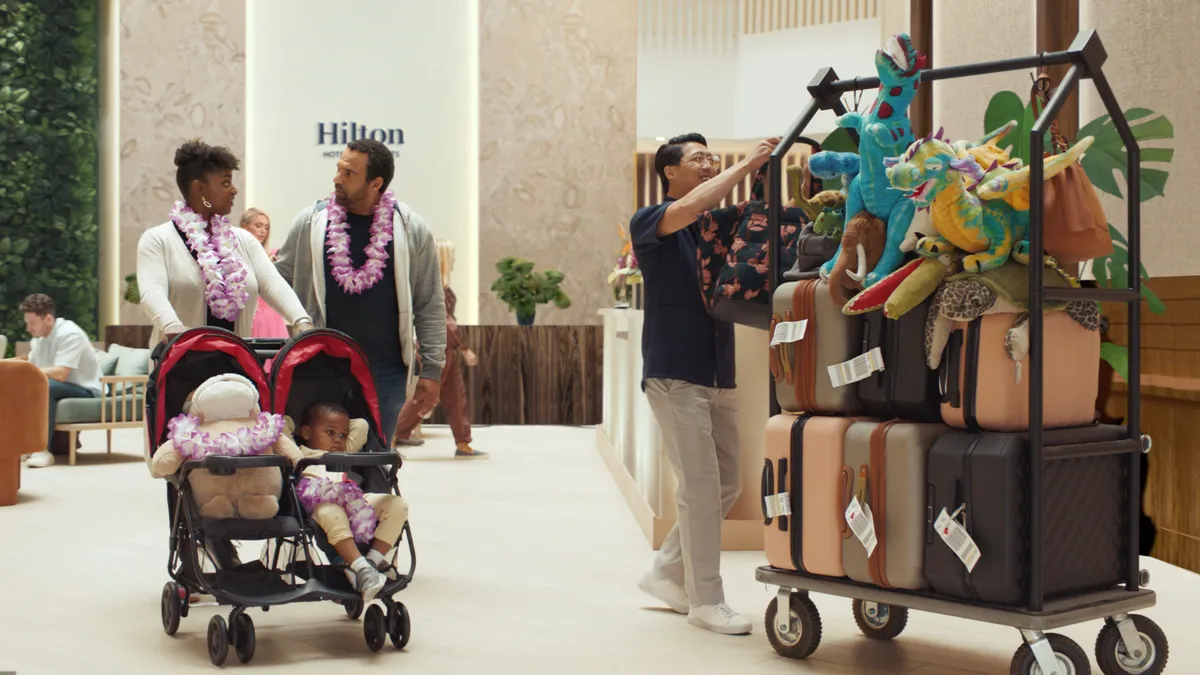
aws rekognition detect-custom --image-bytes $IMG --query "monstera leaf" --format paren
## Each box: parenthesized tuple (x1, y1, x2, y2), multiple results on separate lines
(1076, 108, 1174, 202)
(1092, 223, 1166, 315)
(1100, 342, 1131, 384)
(983, 91, 1037, 165)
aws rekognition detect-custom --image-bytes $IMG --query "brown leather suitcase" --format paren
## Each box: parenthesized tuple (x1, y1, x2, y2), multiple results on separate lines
(939, 311, 1099, 431)
(770, 279, 864, 415)
(841, 420, 951, 590)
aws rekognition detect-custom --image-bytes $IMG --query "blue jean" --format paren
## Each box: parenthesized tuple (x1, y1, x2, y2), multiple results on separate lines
(47, 380, 98, 451)
(371, 358, 410, 443)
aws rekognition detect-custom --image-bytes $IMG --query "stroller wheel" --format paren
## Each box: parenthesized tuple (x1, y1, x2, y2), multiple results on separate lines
(161, 582, 183, 636)
(364, 604, 387, 652)
(343, 597, 364, 621)
(233, 613, 256, 664)
(388, 602, 411, 650)
(207, 615, 230, 666)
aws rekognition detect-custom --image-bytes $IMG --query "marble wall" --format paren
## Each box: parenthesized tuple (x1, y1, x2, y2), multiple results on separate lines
(118, 0, 246, 324)
(1080, 0, 1199, 277)
(478, 0, 638, 325)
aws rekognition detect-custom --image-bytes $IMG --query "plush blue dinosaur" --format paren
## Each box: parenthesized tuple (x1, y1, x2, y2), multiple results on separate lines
(814, 33, 927, 292)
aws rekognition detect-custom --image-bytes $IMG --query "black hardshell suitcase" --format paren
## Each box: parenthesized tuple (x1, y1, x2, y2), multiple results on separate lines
(925, 424, 1130, 605)
(857, 300, 941, 422)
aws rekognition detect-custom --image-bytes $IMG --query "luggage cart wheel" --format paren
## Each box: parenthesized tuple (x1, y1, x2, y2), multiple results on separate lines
(207, 615, 230, 666)
(232, 613, 256, 664)
(343, 597, 364, 620)
(1095, 614, 1169, 675)
(764, 590, 822, 660)
(364, 604, 387, 652)
(1012, 631, 1089, 675)
(161, 582, 183, 636)
(388, 601, 411, 650)
(852, 599, 908, 640)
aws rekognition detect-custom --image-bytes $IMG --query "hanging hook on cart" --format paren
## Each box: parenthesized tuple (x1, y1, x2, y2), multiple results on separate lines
(841, 77, 864, 114)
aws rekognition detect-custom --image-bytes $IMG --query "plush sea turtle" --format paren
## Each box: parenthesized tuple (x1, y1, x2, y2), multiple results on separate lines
(925, 258, 1100, 369)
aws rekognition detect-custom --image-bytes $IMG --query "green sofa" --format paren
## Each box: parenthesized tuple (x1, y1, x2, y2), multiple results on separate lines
(54, 343, 152, 465)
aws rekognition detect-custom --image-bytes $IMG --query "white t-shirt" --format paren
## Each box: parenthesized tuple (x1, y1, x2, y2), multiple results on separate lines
(28, 319, 102, 395)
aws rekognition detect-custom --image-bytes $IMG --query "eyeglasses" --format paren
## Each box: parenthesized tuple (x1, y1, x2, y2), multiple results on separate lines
(684, 153, 721, 168)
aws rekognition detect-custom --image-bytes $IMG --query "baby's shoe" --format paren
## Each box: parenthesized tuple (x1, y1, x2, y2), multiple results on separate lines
(346, 557, 386, 603)
(368, 549, 399, 581)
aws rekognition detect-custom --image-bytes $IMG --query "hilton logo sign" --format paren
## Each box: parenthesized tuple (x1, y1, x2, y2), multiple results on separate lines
(317, 122, 405, 158)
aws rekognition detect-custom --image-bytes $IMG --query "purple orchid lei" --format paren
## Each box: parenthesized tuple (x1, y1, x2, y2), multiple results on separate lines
(325, 189, 396, 294)
(296, 475, 378, 544)
(167, 412, 285, 461)
(169, 201, 249, 322)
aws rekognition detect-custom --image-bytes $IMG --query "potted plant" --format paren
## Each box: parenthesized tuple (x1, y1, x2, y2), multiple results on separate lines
(124, 272, 140, 305)
(490, 256, 571, 325)
(608, 224, 643, 308)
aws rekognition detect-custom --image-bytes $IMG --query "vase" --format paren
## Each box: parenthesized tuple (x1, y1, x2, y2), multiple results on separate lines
(517, 311, 536, 326)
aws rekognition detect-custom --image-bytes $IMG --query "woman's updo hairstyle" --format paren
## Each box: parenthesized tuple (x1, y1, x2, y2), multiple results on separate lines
(174, 139, 241, 199)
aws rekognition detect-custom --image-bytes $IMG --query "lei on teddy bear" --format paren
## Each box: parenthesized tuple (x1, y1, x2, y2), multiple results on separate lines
(150, 373, 301, 520)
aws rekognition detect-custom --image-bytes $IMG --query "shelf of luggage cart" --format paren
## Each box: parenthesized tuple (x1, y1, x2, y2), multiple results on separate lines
(760, 30, 1167, 675)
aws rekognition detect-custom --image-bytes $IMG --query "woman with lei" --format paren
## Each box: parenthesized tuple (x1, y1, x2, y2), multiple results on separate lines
(136, 140, 313, 346)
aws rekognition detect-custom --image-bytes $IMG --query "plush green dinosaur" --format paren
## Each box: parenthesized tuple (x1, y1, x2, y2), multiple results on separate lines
(882, 124, 1095, 274)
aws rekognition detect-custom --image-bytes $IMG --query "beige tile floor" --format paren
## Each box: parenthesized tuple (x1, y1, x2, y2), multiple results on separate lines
(0, 425, 1196, 674)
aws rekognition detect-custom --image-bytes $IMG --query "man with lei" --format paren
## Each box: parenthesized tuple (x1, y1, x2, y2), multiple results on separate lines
(275, 139, 447, 442)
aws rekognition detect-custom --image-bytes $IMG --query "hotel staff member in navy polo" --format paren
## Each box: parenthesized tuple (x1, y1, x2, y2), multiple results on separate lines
(629, 133, 779, 636)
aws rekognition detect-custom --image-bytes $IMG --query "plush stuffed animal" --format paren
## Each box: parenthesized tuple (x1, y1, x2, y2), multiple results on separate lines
(150, 374, 301, 520)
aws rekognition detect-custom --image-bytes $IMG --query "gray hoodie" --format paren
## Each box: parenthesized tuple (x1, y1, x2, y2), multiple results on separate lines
(274, 198, 447, 383)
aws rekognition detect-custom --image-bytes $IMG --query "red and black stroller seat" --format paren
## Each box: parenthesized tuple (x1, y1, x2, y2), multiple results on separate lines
(269, 329, 413, 581)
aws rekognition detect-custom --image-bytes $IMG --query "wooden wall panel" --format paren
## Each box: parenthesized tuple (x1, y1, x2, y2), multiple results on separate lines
(1103, 274, 1200, 574)
(105, 325, 152, 349)
(1035, 0, 1080, 141)
(429, 325, 603, 426)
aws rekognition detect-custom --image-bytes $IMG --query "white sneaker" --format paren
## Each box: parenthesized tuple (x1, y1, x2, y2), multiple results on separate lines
(688, 603, 752, 635)
(637, 571, 689, 614)
(24, 451, 54, 468)
(346, 559, 387, 603)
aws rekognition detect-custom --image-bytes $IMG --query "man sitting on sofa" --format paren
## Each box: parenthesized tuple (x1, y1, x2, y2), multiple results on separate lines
(11, 294, 101, 468)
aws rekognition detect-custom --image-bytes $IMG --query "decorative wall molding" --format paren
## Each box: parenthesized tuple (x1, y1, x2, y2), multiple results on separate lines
(638, 0, 879, 52)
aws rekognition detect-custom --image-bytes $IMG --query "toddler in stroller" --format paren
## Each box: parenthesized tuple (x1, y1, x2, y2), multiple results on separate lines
(292, 400, 410, 602)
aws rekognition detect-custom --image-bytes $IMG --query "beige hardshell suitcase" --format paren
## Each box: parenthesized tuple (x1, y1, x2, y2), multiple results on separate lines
(770, 279, 863, 415)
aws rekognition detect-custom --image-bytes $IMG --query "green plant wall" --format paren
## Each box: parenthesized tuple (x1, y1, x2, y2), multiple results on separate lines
(0, 1, 100, 357)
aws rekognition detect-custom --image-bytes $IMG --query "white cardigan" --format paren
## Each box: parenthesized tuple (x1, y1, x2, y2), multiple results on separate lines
(136, 222, 312, 346)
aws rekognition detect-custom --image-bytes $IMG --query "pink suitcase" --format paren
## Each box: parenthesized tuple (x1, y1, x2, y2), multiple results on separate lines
(938, 311, 1099, 431)
(763, 414, 857, 576)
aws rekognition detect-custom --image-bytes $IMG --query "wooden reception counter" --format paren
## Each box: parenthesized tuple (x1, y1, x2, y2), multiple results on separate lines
(596, 308, 768, 551)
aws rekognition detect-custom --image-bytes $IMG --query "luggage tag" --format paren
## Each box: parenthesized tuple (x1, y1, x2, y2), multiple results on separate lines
(934, 505, 981, 572)
(828, 347, 885, 388)
(844, 467, 877, 557)
(770, 320, 808, 347)
(763, 492, 792, 519)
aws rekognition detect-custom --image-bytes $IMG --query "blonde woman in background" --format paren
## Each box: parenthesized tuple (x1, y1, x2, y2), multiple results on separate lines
(239, 207, 290, 339)
(393, 239, 486, 459)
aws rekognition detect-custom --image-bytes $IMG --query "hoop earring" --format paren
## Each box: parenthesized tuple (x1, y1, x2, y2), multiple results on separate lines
(202, 197, 212, 209)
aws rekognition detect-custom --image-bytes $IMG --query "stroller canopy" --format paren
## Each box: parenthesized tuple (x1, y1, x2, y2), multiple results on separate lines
(269, 330, 383, 444)
(148, 329, 270, 447)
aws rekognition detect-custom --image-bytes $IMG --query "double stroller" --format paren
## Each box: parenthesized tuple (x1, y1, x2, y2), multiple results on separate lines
(146, 327, 415, 666)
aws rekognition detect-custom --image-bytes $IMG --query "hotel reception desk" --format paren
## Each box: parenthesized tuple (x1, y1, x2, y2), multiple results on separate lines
(595, 308, 768, 551)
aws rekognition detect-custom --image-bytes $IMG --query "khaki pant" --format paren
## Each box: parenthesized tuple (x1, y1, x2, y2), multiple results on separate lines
(311, 493, 410, 547)
(644, 378, 741, 606)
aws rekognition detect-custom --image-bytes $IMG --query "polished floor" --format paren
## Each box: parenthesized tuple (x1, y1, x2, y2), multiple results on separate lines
(1, 425, 1196, 674)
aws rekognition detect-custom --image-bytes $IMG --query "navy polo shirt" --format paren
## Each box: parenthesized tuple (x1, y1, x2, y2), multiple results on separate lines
(629, 198, 736, 390)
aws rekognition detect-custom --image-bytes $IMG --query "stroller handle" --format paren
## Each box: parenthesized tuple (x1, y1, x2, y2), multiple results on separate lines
(293, 452, 401, 476)
(244, 338, 288, 362)
(179, 454, 291, 481)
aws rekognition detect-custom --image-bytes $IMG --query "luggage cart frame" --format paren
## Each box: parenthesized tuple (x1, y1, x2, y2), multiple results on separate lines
(763, 30, 1168, 675)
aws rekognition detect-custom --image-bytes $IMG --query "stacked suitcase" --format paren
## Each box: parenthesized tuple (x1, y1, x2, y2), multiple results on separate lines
(761, 276, 1129, 603)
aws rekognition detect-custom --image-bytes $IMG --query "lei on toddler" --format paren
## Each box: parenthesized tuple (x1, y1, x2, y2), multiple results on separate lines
(296, 475, 378, 544)
(325, 190, 396, 294)
(168, 412, 285, 461)
(169, 201, 249, 322)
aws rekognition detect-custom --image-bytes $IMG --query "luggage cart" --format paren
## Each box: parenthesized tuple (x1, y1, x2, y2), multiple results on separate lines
(762, 30, 1168, 675)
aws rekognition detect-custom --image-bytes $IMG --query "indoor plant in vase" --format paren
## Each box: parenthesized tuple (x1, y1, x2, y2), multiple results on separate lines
(607, 225, 643, 308)
(490, 256, 571, 325)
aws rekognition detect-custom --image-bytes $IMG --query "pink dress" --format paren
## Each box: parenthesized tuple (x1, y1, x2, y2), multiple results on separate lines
(252, 248, 289, 374)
